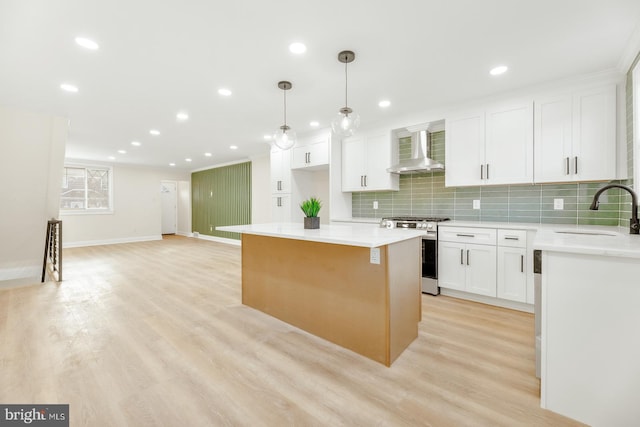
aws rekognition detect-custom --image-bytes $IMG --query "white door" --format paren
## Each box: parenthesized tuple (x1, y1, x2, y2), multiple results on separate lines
(445, 112, 485, 187)
(465, 243, 497, 297)
(485, 101, 534, 185)
(437, 241, 466, 291)
(161, 181, 177, 235)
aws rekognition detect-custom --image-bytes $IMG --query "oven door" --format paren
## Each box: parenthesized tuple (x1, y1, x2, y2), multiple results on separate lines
(421, 236, 439, 295)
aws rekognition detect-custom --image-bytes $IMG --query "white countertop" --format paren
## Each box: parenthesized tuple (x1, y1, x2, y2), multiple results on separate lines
(217, 222, 425, 248)
(533, 226, 640, 259)
(439, 220, 640, 258)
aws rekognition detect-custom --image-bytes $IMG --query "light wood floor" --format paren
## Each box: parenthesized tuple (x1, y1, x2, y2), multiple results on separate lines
(0, 236, 582, 426)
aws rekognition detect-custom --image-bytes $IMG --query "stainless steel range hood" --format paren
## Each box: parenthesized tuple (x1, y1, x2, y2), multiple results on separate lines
(387, 124, 444, 174)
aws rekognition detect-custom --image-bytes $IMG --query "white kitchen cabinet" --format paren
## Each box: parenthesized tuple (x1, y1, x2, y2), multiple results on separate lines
(445, 100, 533, 187)
(271, 194, 291, 222)
(270, 147, 291, 193)
(341, 131, 399, 192)
(497, 229, 527, 303)
(534, 84, 616, 183)
(291, 136, 329, 170)
(438, 227, 497, 297)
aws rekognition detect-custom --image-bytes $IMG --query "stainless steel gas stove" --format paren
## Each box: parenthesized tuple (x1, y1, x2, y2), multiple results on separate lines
(380, 216, 450, 295)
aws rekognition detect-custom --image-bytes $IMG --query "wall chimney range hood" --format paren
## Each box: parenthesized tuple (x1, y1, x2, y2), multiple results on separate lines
(387, 122, 444, 174)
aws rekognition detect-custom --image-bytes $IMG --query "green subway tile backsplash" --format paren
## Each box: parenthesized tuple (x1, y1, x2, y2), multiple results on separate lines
(352, 130, 630, 226)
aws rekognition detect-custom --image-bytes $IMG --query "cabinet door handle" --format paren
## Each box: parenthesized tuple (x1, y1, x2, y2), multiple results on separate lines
(521, 255, 524, 273)
(574, 156, 578, 174)
(504, 236, 519, 240)
(456, 233, 475, 238)
(480, 164, 484, 180)
(360, 175, 363, 187)
(460, 249, 464, 265)
(486, 164, 489, 180)
(277, 197, 281, 207)
(467, 250, 470, 265)
(566, 157, 570, 175)
(277, 180, 281, 191)
(364, 175, 367, 187)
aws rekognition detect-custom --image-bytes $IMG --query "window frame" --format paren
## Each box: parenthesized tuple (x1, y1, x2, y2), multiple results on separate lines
(59, 164, 114, 215)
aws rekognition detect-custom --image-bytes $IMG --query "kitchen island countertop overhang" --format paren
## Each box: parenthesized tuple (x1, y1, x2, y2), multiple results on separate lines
(217, 222, 427, 247)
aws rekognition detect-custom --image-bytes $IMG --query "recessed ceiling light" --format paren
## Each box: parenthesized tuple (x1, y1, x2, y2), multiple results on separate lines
(117, 150, 127, 154)
(131, 141, 141, 146)
(149, 129, 160, 136)
(185, 158, 192, 162)
(204, 152, 212, 157)
(108, 156, 115, 160)
(490, 65, 508, 76)
(229, 145, 238, 150)
(289, 42, 306, 54)
(309, 121, 319, 127)
(74, 37, 99, 50)
(60, 83, 78, 93)
(263, 135, 272, 141)
(176, 111, 189, 121)
(218, 88, 232, 97)
(169, 162, 176, 167)
(378, 100, 391, 108)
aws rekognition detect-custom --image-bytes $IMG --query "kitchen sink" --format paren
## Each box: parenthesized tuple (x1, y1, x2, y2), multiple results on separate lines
(554, 230, 619, 236)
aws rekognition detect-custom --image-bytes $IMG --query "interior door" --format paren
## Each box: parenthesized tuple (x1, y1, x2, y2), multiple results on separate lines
(161, 181, 177, 235)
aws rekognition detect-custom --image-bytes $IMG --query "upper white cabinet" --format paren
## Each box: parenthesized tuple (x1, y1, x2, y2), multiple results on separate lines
(270, 147, 291, 193)
(291, 136, 329, 170)
(342, 131, 399, 192)
(534, 84, 616, 183)
(445, 100, 534, 187)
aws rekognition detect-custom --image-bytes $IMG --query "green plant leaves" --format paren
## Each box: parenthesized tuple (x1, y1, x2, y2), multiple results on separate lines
(300, 197, 322, 217)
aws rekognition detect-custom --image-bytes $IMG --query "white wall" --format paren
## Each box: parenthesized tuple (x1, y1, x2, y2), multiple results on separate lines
(177, 180, 191, 235)
(61, 163, 189, 247)
(0, 106, 67, 285)
(251, 154, 271, 224)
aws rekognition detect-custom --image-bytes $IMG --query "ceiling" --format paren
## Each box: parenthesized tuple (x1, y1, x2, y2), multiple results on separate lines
(1, 0, 640, 171)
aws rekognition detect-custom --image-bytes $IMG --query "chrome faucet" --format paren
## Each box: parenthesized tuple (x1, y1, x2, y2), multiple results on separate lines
(589, 184, 639, 234)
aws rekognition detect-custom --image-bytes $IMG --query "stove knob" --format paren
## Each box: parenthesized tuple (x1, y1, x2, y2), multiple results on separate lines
(427, 224, 434, 230)
(385, 221, 393, 229)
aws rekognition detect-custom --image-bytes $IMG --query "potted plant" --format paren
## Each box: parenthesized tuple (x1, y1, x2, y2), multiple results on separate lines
(300, 197, 322, 229)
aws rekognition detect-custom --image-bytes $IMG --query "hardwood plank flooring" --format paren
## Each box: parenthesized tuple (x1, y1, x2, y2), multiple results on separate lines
(0, 236, 582, 426)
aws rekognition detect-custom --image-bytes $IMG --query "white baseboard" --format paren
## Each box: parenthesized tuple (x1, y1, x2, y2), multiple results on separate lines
(63, 235, 162, 248)
(0, 265, 40, 282)
(196, 234, 241, 246)
(439, 288, 534, 313)
(176, 231, 193, 237)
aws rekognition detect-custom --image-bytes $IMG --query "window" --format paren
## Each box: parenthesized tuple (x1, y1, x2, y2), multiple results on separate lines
(60, 165, 112, 212)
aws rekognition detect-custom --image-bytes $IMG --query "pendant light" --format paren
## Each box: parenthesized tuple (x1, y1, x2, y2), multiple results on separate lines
(273, 81, 296, 150)
(331, 50, 360, 137)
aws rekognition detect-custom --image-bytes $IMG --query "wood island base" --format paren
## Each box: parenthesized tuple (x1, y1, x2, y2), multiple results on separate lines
(241, 233, 421, 366)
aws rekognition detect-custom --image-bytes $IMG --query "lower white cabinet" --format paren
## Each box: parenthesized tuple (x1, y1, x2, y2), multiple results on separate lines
(439, 226, 531, 305)
(438, 226, 497, 297)
(271, 194, 291, 222)
(496, 229, 528, 302)
(439, 241, 497, 297)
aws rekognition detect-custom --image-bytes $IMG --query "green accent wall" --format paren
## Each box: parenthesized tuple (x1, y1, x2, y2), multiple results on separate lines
(192, 162, 251, 240)
(352, 131, 627, 226)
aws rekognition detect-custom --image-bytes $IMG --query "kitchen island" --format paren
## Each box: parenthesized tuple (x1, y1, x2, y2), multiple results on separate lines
(217, 222, 424, 366)
(534, 229, 640, 426)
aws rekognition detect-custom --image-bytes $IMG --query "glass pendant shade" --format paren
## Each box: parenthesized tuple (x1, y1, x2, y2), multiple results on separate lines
(331, 108, 361, 137)
(273, 125, 296, 150)
(273, 80, 296, 150)
(333, 50, 359, 138)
